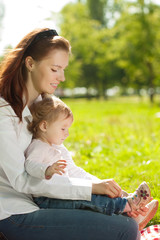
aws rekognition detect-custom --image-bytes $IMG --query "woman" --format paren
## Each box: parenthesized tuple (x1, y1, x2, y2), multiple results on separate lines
(0, 28, 140, 240)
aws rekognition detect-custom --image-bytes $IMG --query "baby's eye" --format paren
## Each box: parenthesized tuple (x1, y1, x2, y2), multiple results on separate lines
(61, 128, 65, 131)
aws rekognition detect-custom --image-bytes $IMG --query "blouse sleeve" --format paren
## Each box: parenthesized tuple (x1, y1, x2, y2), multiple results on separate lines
(0, 104, 92, 201)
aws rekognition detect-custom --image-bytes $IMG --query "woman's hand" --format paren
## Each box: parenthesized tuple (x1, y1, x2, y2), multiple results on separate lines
(92, 179, 122, 198)
(127, 197, 153, 218)
(45, 160, 67, 179)
(127, 205, 149, 218)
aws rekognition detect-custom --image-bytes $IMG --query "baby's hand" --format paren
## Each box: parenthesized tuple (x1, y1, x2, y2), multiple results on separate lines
(45, 160, 67, 179)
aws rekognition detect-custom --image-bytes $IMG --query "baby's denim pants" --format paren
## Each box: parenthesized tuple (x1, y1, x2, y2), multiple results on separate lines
(33, 194, 127, 215)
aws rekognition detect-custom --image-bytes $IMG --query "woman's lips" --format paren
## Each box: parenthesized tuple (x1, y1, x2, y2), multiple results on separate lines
(50, 83, 58, 88)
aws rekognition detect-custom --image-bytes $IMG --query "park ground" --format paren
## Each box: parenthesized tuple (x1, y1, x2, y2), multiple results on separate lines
(63, 96, 160, 226)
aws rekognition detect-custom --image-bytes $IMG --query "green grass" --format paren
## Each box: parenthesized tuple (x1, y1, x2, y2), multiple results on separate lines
(63, 96, 160, 226)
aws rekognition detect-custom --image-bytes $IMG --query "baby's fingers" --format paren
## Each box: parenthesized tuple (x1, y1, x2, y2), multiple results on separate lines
(57, 160, 67, 164)
(54, 164, 67, 174)
(53, 160, 67, 169)
(54, 169, 65, 175)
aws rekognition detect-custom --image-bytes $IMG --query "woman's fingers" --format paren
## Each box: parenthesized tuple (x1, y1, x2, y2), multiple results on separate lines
(92, 179, 122, 198)
(127, 211, 139, 218)
(92, 179, 122, 197)
(127, 205, 149, 218)
(137, 206, 149, 216)
(105, 179, 122, 198)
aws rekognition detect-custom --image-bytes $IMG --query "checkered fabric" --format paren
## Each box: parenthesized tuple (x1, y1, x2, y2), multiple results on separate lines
(141, 225, 160, 240)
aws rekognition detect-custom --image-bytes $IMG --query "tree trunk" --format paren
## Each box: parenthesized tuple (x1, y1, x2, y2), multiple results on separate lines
(146, 61, 155, 103)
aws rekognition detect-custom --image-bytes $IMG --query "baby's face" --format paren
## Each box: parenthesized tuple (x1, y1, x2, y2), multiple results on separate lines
(44, 115, 73, 145)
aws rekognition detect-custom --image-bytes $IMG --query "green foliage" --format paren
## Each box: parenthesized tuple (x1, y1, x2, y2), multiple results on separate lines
(63, 97, 160, 226)
(60, 2, 103, 91)
(113, 2, 160, 93)
(87, 0, 107, 25)
(57, 0, 160, 101)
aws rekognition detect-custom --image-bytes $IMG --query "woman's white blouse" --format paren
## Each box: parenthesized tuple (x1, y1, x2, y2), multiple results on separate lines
(0, 98, 92, 220)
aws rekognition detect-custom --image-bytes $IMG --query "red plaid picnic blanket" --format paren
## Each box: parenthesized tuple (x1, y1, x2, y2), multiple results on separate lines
(141, 225, 160, 240)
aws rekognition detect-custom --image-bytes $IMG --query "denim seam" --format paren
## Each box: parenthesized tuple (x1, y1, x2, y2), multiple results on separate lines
(7, 217, 44, 229)
(0, 232, 8, 240)
(7, 216, 103, 229)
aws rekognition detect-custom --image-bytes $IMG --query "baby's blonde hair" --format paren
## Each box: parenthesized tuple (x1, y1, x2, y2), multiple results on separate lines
(28, 96, 73, 139)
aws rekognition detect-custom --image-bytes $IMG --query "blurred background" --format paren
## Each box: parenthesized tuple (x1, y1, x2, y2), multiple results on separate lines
(0, 0, 160, 102)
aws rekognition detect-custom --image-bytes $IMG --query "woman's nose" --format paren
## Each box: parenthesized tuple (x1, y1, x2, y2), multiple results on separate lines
(58, 70, 65, 82)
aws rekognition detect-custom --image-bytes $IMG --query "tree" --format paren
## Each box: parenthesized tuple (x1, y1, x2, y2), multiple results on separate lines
(110, 1, 160, 102)
(56, 0, 160, 101)
(59, 2, 122, 98)
(87, 0, 107, 26)
(59, 3, 102, 94)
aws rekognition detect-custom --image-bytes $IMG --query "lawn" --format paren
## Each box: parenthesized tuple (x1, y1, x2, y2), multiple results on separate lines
(63, 96, 160, 226)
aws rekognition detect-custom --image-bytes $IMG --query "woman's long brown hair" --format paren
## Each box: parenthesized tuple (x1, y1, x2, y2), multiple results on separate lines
(0, 28, 71, 121)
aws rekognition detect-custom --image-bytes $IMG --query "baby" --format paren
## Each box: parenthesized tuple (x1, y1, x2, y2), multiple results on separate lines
(25, 96, 159, 231)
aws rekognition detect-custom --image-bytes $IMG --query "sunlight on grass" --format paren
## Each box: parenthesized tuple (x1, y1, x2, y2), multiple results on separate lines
(63, 97, 160, 225)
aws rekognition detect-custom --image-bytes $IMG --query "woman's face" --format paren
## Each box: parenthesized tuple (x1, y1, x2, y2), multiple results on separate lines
(26, 49, 69, 102)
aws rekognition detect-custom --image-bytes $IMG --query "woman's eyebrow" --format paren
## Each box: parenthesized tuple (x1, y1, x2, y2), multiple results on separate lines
(52, 64, 68, 69)
(52, 64, 61, 68)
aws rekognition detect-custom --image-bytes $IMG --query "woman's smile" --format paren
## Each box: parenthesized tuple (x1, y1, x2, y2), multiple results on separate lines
(50, 83, 59, 89)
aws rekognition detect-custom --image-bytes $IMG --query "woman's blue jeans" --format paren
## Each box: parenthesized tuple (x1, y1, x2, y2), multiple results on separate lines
(0, 194, 140, 240)
(33, 194, 127, 215)
(0, 209, 140, 240)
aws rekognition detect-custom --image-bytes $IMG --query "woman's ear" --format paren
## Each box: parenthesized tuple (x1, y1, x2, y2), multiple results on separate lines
(25, 56, 35, 72)
(39, 121, 48, 132)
